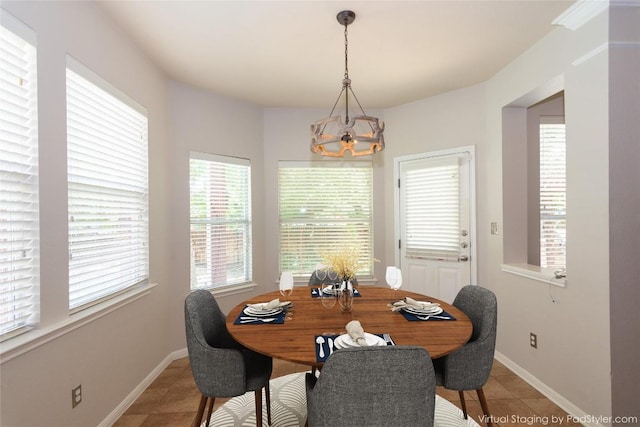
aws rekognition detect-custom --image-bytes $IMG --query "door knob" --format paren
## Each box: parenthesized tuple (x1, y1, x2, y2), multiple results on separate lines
(458, 255, 469, 262)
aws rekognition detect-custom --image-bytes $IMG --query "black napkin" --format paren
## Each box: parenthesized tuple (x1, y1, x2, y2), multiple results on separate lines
(397, 309, 456, 321)
(233, 307, 287, 325)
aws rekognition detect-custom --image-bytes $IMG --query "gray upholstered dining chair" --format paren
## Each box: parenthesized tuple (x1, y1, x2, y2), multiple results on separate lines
(308, 270, 358, 286)
(433, 285, 497, 426)
(184, 290, 272, 427)
(305, 346, 436, 427)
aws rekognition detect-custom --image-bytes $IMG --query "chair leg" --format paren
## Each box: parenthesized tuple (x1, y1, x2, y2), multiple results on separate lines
(204, 396, 215, 427)
(311, 364, 322, 375)
(476, 388, 493, 427)
(458, 390, 468, 419)
(254, 388, 263, 427)
(193, 394, 208, 427)
(265, 383, 272, 426)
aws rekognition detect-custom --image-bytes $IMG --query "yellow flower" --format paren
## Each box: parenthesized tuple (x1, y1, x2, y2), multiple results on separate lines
(322, 245, 364, 282)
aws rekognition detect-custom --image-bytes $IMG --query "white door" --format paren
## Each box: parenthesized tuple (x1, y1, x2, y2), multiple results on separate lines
(395, 147, 475, 303)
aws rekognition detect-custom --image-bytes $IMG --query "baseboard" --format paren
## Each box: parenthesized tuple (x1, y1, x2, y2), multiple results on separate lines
(494, 351, 604, 427)
(98, 347, 188, 427)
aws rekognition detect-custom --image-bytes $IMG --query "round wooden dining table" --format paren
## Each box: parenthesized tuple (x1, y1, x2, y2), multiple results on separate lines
(226, 286, 472, 367)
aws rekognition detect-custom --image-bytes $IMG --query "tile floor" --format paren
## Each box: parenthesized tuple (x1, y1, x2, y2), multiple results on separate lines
(113, 357, 579, 427)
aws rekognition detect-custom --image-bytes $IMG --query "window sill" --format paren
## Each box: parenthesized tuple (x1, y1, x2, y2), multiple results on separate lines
(501, 264, 566, 287)
(210, 282, 258, 298)
(0, 283, 157, 364)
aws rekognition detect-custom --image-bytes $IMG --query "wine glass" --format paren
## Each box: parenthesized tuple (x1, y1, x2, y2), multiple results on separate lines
(279, 271, 295, 320)
(327, 269, 339, 284)
(314, 264, 327, 288)
(279, 271, 294, 297)
(320, 286, 337, 309)
(385, 266, 403, 292)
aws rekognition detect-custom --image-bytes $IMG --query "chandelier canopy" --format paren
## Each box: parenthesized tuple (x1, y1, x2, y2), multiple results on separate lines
(310, 10, 385, 157)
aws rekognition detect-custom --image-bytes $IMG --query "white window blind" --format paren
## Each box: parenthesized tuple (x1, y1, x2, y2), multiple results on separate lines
(190, 153, 252, 290)
(0, 20, 38, 339)
(539, 118, 566, 270)
(278, 162, 373, 277)
(404, 158, 460, 261)
(66, 59, 148, 311)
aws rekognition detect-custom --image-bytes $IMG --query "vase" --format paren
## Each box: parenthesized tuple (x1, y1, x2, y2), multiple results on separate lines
(338, 280, 353, 312)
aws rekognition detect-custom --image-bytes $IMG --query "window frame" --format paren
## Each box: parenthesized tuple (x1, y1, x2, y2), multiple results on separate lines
(66, 56, 149, 312)
(0, 14, 39, 341)
(501, 88, 567, 287)
(278, 161, 374, 280)
(189, 152, 253, 291)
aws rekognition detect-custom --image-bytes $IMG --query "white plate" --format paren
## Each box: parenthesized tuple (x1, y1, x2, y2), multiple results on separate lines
(247, 301, 291, 310)
(243, 307, 283, 317)
(406, 300, 440, 309)
(322, 286, 338, 295)
(402, 306, 444, 315)
(334, 332, 386, 348)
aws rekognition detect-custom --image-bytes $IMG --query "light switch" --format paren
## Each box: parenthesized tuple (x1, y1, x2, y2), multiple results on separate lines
(490, 222, 499, 235)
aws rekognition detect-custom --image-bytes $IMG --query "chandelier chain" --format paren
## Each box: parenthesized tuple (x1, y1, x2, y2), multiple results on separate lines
(344, 23, 349, 80)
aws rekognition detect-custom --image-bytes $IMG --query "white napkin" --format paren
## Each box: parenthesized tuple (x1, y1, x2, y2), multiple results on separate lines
(345, 320, 368, 346)
(247, 298, 288, 311)
(390, 297, 440, 312)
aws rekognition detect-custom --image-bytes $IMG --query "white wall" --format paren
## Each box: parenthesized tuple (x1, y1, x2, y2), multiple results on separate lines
(165, 80, 266, 341)
(0, 2, 171, 426)
(608, 3, 640, 420)
(484, 9, 612, 420)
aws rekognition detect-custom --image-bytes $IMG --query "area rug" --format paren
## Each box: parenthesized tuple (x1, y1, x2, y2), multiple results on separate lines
(208, 372, 481, 426)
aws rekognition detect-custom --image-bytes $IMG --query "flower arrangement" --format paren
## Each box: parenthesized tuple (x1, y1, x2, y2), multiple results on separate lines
(322, 245, 365, 282)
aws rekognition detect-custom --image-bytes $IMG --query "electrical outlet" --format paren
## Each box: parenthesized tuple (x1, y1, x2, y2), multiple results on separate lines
(530, 333, 538, 349)
(72, 385, 82, 408)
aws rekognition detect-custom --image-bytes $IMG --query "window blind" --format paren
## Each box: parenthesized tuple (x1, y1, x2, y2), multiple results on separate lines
(278, 163, 373, 277)
(66, 60, 148, 311)
(0, 21, 38, 339)
(539, 119, 566, 270)
(190, 153, 252, 289)
(403, 158, 460, 261)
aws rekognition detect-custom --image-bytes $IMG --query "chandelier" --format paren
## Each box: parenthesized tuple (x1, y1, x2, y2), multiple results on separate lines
(310, 10, 385, 157)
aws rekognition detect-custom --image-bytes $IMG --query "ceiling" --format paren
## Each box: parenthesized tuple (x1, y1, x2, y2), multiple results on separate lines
(99, 1, 574, 109)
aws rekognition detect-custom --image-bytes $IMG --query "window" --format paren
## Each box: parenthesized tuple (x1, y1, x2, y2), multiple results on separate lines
(278, 162, 373, 277)
(502, 87, 566, 286)
(66, 58, 148, 311)
(0, 19, 39, 340)
(402, 157, 461, 262)
(539, 118, 566, 270)
(190, 153, 252, 290)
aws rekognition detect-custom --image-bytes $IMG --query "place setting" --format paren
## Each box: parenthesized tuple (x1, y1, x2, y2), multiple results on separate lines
(314, 320, 395, 363)
(310, 284, 362, 298)
(309, 268, 362, 299)
(389, 296, 456, 321)
(233, 298, 292, 324)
